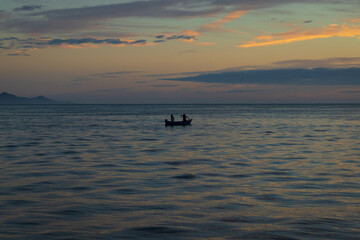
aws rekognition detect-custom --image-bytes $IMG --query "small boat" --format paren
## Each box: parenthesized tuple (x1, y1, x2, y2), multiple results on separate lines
(165, 119, 192, 126)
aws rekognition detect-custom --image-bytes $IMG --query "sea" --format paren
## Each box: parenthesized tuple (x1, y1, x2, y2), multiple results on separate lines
(0, 104, 359, 240)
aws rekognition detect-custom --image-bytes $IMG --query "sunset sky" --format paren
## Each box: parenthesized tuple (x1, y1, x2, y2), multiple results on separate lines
(1, 0, 360, 103)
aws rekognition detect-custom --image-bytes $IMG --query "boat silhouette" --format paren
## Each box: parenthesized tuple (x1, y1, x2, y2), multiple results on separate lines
(165, 119, 192, 126)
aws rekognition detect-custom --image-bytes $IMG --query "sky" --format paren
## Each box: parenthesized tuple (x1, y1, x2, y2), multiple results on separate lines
(0, 0, 360, 103)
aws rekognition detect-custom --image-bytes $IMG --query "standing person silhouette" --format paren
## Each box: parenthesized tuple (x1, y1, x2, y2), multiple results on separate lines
(181, 113, 187, 122)
(171, 114, 175, 122)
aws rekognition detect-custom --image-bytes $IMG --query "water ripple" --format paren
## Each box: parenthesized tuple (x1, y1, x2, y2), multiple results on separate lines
(1, 104, 360, 239)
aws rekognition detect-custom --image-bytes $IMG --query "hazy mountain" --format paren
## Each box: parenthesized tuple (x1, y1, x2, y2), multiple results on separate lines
(0, 92, 70, 104)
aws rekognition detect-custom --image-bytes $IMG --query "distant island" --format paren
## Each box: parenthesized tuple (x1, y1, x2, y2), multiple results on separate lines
(0, 92, 70, 104)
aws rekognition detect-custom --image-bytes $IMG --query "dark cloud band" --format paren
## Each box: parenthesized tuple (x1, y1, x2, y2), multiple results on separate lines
(13, 5, 43, 12)
(162, 68, 360, 85)
(46, 38, 146, 46)
(0, 37, 148, 56)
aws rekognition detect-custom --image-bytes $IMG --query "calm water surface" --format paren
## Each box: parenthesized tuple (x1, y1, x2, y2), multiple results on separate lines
(0, 104, 360, 239)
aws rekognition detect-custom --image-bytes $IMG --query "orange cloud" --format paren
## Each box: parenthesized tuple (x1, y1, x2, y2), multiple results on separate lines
(180, 30, 200, 42)
(181, 30, 200, 37)
(131, 42, 156, 47)
(349, 18, 360, 23)
(168, 10, 247, 46)
(238, 23, 360, 48)
(201, 10, 248, 32)
(153, 11, 246, 46)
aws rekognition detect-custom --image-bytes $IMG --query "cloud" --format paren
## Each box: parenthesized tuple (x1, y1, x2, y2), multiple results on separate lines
(162, 68, 360, 85)
(273, 57, 360, 68)
(3, 0, 357, 34)
(2, 0, 223, 34)
(153, 29, 217, 45)
(154, 34, 196, 42)
(349, 18, 360, 23)
(152, 57, 360, 78)
(46, 38, 148, 47)
(0, 37, 152, 55)
(151, 84, 179, 87)
(340, 90, 360, 94)
(72, 77, 92, 82)
(176, 9, 247, 43)
(224, 89, 265, 93)
(154, 30, 200, 43)
(37, 0, 219, 19)
(93, 71, 142, 78)
(238, 23, 360, 47)
(0, 37, 37, 54)
(13, 5, 43, 12)
(1, 0, 359, 53)
(200, 10, 248, 33)
(147, 71, 211, 77)
(163, 10, 248, 46)
(192, 42, 216, 45)
(151, 1, 353, 45)
(7, 52, 30, 56)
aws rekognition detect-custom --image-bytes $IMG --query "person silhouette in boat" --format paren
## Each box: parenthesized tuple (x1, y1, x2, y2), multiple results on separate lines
(181, 113, 188, 122)
(171, 114, 175, 122)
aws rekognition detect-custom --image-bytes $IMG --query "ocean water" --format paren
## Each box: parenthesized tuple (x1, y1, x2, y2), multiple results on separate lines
(0, 104, 359, 239)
